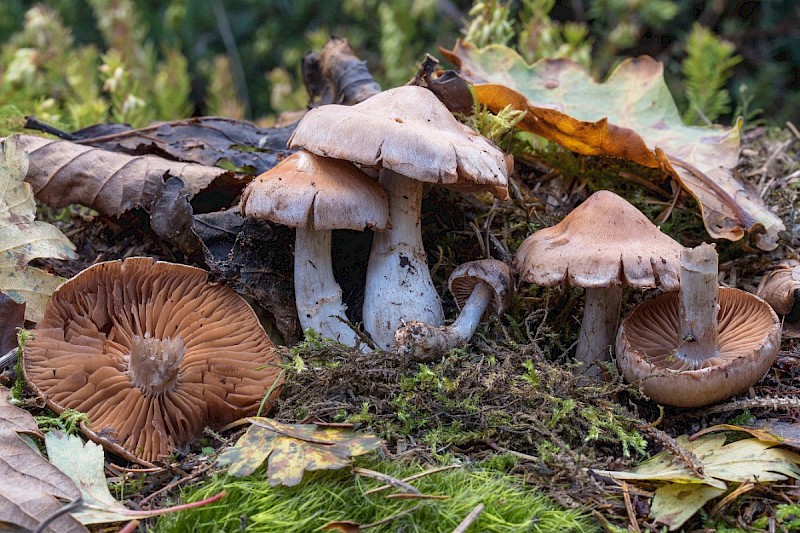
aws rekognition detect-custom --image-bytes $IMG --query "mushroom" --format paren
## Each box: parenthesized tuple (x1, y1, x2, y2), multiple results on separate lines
(23, 257, 283, 464)
(513, 190, 683, 377)
(241, 150, 389, 349)
(395, 259, 513, 360)
(288, 85, 509, 349)
(616, 243, 781, 407)
(757, 259, 800, 338)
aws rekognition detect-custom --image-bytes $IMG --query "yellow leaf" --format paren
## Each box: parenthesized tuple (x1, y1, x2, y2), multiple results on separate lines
(650, 483, 726, 531)
(218, 417, 384, 487)
(0, 136, 76, 321)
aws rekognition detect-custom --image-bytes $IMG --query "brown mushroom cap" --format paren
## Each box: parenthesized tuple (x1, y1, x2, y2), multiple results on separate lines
(288, 85, 510, 199)
(514, 190, 683, 290)
(616, 287, 780, 407)
(449, 259, 513, 319)
(757, 259, 800, 337)
(241, 150, 389, 231)
(24, 257, 282, 463)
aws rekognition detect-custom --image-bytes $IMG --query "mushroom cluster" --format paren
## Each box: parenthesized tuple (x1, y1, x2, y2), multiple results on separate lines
(280, 84, 510, 349)
(24, 257, 282, 464)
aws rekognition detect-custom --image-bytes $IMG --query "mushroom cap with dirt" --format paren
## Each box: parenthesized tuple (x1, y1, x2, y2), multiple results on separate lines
(513, 189, 683, 377)
(757, 259, 800, 338)
(242, 150, 389, 349)
(23, 257, 283, 465)
(616, 288, 780, 407)
(288, 85, 510, 350)
(395, 258, 513, 360)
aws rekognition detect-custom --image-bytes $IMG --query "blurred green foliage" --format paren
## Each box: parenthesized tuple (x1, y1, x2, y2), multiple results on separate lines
(0, 0, 797, 130)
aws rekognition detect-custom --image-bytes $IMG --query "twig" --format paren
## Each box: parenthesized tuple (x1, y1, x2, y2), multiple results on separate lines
(34, 498, 83, 533)
(138, 461, 216, 507)
(23, 116, 77, 140)
(384, 493, 450, 500)
(451, 503, 485, 533)
(786, 121, 800, 142)
(117, 520, 140, 533)
(621, 481, 641, 533)
(353, 467, 421, 495)
(696, 395, 800, 415)
(364, 464, 461, 495)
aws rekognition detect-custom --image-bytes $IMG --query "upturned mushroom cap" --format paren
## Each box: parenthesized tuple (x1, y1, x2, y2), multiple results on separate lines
(241, 150, 389, 231)
(449, 259, 513, 319)
(616, 287, 780, 407)
(757, 259, 800, 337)
(24, 257, 282, 463)
(288, 85, 510, 199)
(514, 190, 683, 290)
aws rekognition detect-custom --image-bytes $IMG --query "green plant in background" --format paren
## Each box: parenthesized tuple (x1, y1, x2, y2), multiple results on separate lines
(681, 23, 741, 125)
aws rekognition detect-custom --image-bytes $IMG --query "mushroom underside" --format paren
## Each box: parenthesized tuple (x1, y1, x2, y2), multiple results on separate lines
(617, 288, 780, 407)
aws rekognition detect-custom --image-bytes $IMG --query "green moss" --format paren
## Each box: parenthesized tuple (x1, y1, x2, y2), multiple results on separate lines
(153, 456, 598, 533)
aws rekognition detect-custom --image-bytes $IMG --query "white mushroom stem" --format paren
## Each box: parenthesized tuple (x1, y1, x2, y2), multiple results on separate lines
(395, 281, 494, 360)
(677, 243, 719, 366)
(363, 170, 444, 350)
(575, 286, 623, 377)
(294, 226, 365, 349)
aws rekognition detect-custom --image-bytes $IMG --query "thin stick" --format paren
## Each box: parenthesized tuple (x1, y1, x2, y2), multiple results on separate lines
(353, 467, 421, 495)
(621, 481, 641, 533)
(384, 493, 450, 500)
(364, 465, 461, 495)
(34, 498, 83, 533)
(485, 439, 539, 462)
(117, 520, 140, 533)
(451, 503, 485, 533)
(139, 462, 216, 507)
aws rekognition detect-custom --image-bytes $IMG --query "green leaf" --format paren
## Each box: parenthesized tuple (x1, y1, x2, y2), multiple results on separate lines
(0, 135, 76, 321)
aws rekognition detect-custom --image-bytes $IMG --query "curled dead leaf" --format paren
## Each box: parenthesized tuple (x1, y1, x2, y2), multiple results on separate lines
(443, 41, 785, 250)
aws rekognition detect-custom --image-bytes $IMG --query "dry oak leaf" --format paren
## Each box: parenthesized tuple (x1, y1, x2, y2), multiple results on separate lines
(0, 136, 77, 323)
(0, 387, 86, 533)
(218, 418, 383, 486)
(14, 134, 233, 217)
(593, 433, 800, 530)
(442, 41, 785, 250)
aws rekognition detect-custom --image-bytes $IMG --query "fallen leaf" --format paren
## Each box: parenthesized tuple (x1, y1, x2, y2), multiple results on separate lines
(218, 418, 383, 486)
(302, 36, 382, 107)
(0, 387, 86, 533)
(691, 421, 800, 451)
(69, 118, 295, 177)
(45, 431, 226, 525)
(0, 292, 24, 357)
(649, 483, 726, 531)
(0, 136, 77, 322)
(16, 134, 237, 217)
(593, 433, 800, 530)
(442, 41, 785, 250)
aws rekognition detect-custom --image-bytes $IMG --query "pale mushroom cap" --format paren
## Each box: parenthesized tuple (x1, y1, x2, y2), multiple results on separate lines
(241, 150, 390, 231)
(514, 190, 683, 289)
(449, 259, 513, 319)
(24, 257, 282, 463)
(757, 259, 799, 316)
(288, 85, 510, 199)
(616, 287, 780, 407)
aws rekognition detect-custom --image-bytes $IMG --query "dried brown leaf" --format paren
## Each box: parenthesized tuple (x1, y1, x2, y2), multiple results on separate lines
(16, 134, 235, 217)
(0, 387, 86, 533)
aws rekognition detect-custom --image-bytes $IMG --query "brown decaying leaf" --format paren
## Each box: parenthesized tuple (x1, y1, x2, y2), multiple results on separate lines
(0, 293, 24, 357)
(442, 41, 785, 250)
(302, 36, 382, 108)
(69, 118, 295, 177)
(0, 387, 86, 533)
(16, 134, 234, 217)
(691, 422, 800, 452)
(218, 418, 383, 487)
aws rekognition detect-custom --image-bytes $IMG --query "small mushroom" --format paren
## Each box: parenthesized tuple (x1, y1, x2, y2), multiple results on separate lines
(24, 257, 283, 464)
(513, 190, 683, 377)
(289, 85, 510, 349)
(395, 259, 513, 360)
(616, 243, 781, 407)
(242, 150, 389, 349)
(757, 259, 800, 338)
